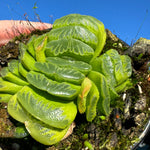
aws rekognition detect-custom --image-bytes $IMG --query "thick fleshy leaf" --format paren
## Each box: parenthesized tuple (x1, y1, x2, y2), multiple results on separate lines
(91, 49, 132, 96)
(86, 80, 99, 122)
(53, 14, 101, 35)
(88, 71, 110, 116)
(0, 93, 12, 103)
(48, 26, 98, 49)
(8, 94, 29, 123)
(19, 43, 37, 71)
(77, 78, 92, 114)
(115, 79, 133, 93)
(18, 62, 28, 78)
(25, 117, 69, 145)
(120, 55, 132, 78)
(8, 60, 22, 78)
(17, 86, 77, 129)
(90, 53, 117, 87)
(46, 57, 92, 75)
(26, 71, 80, 100)
(106, 49, 126, 85)
(45, 38, 94, 62)
(0, 80, 22, 94)
(8, 94, 68, 143)
(26, 35, 37, 57)
(34, 34, 48, 62)
(35, 62, 85, 85)
(92, 20, 106, 59)
(53, 14, 106, 56)
(0, 67, 29, 86)
(89, 55, 119, 104)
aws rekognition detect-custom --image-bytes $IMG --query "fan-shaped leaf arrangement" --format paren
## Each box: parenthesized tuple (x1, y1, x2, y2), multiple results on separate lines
(0, 14, 132, 145)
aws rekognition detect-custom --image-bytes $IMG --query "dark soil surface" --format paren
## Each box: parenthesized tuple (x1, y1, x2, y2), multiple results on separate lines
(0, 29, 149, 150)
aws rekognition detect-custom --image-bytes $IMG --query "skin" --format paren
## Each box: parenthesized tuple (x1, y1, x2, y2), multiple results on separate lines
(0, 20, 52, 46)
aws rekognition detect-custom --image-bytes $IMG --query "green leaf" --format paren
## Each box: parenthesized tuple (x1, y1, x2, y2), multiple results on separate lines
(0, 93, 12, 103)
(45, 38, 94, 62)
(90, 53, 117, 87)
(18, 62, 28, 78)
(34, 34, 48, 62)
(106, 49, 126, 85)
(92, 19, 106, 59)
(35, 62, 85, 85)
(26, 71, 80, 100)
(26, 35, 37, 57)
(8, 94, 29, 123)
(25, 116, 69, 145)
(8, 60, 22, 78)
(17, 86, 77, 129)
(46, 57, 92, 75)
(0, 80, 23, 94)
(19, 43, 37, 71)
(52, 14, 106, 58)
(115, 79, 133, 93)
(86, 80, 99, 122)
(53, 14, 101, 35)
(13, 126, 29, 138)
(48, 25, 98, 49)
(84, 140, 94, 150)
(0, 67, 28, 86)
(88, 71, 110, 116)
(120, 55, 132, 78)
(8, 93, 69, 144)
(106, 49, 132, 86)
(77, 78, 92, 114)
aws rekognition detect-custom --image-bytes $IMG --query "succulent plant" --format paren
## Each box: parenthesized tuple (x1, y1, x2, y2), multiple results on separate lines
(0, 14, 132, 145)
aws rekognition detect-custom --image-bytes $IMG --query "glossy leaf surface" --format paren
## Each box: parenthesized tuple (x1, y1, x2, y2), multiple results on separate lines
(26, 71, 80, 100)
(35, 61, 85, 84)
(19, 43, 37, 71)
(8, 94, 29, 123)
(90, 53, 117, 87)
(120, 55, 132, 78)
(53, 14, 102, 35)
(0, 93, 12, 103)
(17, 86, 77, 129)
(45, 38, 94, 62)
(86, 81, 99, 122)
(106, 49, 126, 85)
(46, 57, 92, 75)
(18, 62, 28, 78)
(25, 117, 69, 145)
(48, 26, 98, 49)
(77, 78, 92, 114)
(0, 80, 22, 94)
(8, 60, 22, 77)
(0, 67, 29, 86)
(88, 71, 110, 116)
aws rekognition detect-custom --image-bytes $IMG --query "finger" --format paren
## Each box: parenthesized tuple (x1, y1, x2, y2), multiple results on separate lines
(0, 20, 52, 46)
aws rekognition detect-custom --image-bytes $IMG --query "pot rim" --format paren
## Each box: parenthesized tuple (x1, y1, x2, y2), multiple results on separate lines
(131, 118, 150, 150)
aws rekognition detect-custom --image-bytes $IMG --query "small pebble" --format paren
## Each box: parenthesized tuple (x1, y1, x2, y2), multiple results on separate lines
(134, 113, 146, 126)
